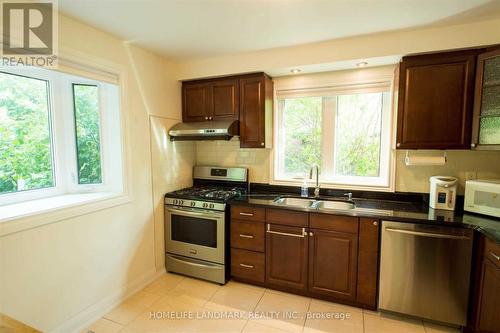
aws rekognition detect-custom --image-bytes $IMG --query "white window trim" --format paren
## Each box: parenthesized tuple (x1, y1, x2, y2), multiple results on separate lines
(270, 70, 396, 192)
(0, 49, 134, 235)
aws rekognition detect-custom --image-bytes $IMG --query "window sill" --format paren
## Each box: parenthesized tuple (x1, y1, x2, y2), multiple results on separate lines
(0, 192, 131, 237)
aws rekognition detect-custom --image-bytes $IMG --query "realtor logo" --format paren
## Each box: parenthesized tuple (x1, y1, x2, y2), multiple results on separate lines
(1, 0, 58, 66)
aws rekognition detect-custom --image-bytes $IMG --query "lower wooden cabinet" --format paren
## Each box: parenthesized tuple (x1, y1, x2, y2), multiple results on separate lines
(308, 229, 358, 301)
(469, 235, 500, 333)
(266, 224, 308, 291)
(230, 205, 380, 310)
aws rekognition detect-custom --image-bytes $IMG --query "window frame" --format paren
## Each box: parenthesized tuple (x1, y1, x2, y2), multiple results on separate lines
(272, 79, 395, 192)
(0, 66, 120, 206)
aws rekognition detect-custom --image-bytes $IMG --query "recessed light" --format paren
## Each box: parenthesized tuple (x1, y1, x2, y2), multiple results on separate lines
(290, 68, 302, 74)
(356, 61, 368, 67)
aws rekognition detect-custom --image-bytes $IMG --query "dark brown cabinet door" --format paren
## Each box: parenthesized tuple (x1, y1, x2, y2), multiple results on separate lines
(183, 82, 211, 122)
(266, 224, 308, 291)
(239, 75, 273, 148)
(396, 51, 477, 149)
(356, 218, 379, 308)
(477, 259, 500, 333)
(308, 228, 358, 301)
(212, 78, 239, 120)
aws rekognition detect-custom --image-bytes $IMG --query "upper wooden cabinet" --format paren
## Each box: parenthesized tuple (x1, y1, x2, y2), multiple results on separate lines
(181, 73, 273, 148)
(472, 48, 500, 149)
(182, 78, 238, 122)
(239, 74, 273, 148)
(183, 82, 212, 122)
(396, 50, 478, 149)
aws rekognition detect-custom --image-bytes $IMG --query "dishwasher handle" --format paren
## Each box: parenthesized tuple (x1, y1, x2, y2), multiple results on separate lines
(385, 227, 471, 240)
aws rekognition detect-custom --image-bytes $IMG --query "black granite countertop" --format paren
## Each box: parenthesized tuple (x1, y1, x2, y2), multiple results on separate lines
(229, 191, 500, 243)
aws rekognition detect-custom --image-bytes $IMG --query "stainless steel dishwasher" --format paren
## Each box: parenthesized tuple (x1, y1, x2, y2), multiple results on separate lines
(379, 221, 473, 326)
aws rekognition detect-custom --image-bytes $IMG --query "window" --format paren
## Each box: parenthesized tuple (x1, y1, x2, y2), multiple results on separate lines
(73, 84, 102, 184)
(0, 66, 123, 205)
(275, 83, 392, 189)
(0, 72, 54, 194)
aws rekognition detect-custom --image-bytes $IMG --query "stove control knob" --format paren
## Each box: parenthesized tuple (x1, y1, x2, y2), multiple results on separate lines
(179, 200, 184, 205)
(173, 199, 177, 205)
(203, 203, 208, 208)
(190, 201, 196, 207)
(209, 203, 214, 209)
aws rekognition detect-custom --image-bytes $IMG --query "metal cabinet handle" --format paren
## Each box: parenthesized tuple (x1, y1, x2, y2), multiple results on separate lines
(490, 252, 500, 261)
(205, 116, 209, 120)
(239, 234, 254, 239)
(239, 212, 254, 217)
(396, 143, 401, 148)
(471, 143, 476, 148)
(385, 227, 470, 240)
(373, 221, 378, 226)
(309, 232, 314, 237)
(260, 142, 265, 146)
(209, 116, 213, 120)
(266, 224, 306, 238)
(239, 263, 254, 269)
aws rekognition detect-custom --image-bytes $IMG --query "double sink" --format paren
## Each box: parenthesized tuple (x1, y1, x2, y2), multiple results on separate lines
(273, 197, 356, 211)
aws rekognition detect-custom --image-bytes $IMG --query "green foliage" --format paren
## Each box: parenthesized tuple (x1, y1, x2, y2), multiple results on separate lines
(282, 97, 322, 177)
(73, 84, 102, 184)
(280, 93, 382, 179)
(0, 72, 53, 194)
(335, 93, 382, 177)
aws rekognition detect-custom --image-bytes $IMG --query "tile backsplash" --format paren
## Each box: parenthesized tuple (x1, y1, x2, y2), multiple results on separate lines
(195, 138, 500, 194)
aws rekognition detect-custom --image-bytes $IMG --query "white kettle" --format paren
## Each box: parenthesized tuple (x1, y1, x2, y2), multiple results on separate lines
(429, 176, 458, 211)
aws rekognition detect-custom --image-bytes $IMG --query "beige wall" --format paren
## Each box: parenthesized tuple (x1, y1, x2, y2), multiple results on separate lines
(0, 14, 193, 332)
(177, 17, 500, 80)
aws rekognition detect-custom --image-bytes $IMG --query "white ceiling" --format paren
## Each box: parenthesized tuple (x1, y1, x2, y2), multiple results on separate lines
(59, 0, 498, 60)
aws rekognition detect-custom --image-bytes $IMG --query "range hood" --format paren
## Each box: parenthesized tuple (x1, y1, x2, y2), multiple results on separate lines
(169, 120, 239, 141)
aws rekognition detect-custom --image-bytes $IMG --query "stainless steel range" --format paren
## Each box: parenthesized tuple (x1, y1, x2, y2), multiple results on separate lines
(164, 166, 248, 284)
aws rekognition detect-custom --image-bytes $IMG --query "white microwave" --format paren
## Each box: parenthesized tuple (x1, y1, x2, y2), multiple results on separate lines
(464, 180, 500, 218)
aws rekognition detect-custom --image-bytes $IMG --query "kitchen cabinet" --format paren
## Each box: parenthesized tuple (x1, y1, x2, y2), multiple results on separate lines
(396, 50, 478, 149)
(183, 82, 212, 122)
(469, 235, 500, 333)
(181, 72, 273, 148)
(356, 218, 380, 307)
(472, 48, 500, 149)
(266, 223, 308, 291)
(230, 205, 379, 309)
(308, 228, 358, 301)
(182, 78, 238, 122)
(239, 74, 273, 148)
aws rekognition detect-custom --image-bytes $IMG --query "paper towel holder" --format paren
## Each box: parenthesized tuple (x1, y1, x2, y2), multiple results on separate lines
(405, 150, 448, 166)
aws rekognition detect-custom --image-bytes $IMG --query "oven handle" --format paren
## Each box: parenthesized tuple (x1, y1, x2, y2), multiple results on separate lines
(167, 207, 224, 217)
(168, 255, 222, 270)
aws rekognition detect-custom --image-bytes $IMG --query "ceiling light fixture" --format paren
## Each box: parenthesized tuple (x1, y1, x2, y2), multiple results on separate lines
(290, 68, 302, 74)
(356, 61, 368, 67)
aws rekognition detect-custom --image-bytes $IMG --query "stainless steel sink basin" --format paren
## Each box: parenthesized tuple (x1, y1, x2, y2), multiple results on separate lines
(273, 197, 316, 208)
(314, 200, 355, 210)
(273, 197, 355, 210)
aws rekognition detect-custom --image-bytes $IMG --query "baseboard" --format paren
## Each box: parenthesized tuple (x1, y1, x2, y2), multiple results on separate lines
(50, 267, 166, 333)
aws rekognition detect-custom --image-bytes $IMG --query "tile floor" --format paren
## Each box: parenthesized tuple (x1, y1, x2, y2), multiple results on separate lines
(82, 273, 461, 333)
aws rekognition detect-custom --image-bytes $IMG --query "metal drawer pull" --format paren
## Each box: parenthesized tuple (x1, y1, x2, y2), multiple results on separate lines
(385, 227, 470, 240)
(239, 263, 254, 269)
(490, 252, 500, 261)
(266, 224, 306, 238)
(239, 212, 254, 217)
(239, 234, 254, 239)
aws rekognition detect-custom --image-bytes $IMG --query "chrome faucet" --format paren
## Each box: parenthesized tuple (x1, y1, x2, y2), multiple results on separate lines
(309, 164, 320, 198)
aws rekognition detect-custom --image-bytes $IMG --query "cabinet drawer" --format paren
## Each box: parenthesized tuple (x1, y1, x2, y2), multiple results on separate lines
(310, 213, 359, 234)
(231, 248, 265, 283)
(231, 220, 265, 252)
(266, 209, 308, 227)
(484, 237, 500, 268)
(231, 205, 265, 222)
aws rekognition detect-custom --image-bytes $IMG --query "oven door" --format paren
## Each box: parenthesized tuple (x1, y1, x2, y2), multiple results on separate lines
(165, 206, 225, 264)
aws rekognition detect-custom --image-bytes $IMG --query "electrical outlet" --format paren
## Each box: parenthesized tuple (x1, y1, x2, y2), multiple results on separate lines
(465, 171, 477, 181)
